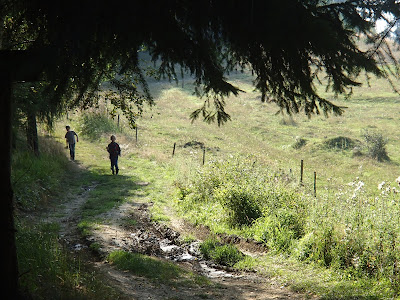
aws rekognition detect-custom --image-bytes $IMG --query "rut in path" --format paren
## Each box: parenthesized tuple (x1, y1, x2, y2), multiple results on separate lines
(51, 166, 313, 299)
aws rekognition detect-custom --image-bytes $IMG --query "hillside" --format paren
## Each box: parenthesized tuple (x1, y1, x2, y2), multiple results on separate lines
(129, 71, 400, 195)
(14, 70, 400, 299)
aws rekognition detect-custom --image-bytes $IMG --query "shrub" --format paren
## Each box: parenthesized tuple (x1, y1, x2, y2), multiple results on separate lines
(362, 130, 389, 161)
(215, 184, 262, 227)
(293, 232, 316, 261)
(292, 136, 307, 149)
(178, 156, 307, 249)
(257, 208, 305, 252)
(324, 136, 356, 150)
(199, 238, 244, 267)
(78, 113, 121, 140)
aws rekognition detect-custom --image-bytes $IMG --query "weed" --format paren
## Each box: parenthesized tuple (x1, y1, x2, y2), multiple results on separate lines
(199, 238, 244, 267)
(178, 156, 306, 247)
(362, 130, 390, 161)
(215, 184, 262, 227)
(12, 137, 68, 210)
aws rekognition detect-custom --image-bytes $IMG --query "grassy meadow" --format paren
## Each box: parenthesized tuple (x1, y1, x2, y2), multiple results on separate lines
(13, 69, 400, 299)
(135, 71, 400, 195)
(105, 72, 400, 297)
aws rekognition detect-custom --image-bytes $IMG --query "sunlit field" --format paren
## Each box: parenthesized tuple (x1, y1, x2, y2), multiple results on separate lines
(22, 68, 400, 298)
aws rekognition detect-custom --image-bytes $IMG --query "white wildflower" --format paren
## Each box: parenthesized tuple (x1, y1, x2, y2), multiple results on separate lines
(352, 255, 360, 269)
(354, 181, 364, 192)
(378, 181, 385, 190)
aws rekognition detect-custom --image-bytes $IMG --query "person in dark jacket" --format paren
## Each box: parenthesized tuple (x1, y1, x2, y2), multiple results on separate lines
(107, 135, 121, 175)
(65, 125, 79, 160)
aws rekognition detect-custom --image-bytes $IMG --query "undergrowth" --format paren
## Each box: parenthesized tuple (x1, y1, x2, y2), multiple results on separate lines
(178, 156, 307, 252)
(13, 131, 121, 299)
(12, 135, 68, 210)
(177, 155, 400, 297)
(17, 222, 118, 299)
(199, 238, 245, 267)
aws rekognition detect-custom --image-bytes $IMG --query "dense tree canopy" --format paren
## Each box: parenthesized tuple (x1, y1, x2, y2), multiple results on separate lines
(2, 0, 399, 124)
(1, 0, 400, 297)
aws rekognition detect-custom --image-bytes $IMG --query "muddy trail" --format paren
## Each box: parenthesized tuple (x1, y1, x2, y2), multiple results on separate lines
(47, 164, 314, 300)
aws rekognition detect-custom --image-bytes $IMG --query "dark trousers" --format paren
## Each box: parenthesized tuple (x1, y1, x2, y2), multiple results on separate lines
(110, 156, 119, 174)
(68, 143, 76, 160)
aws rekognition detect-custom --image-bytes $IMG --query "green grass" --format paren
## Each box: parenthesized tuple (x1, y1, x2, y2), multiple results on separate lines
(130, 73, 400, 198)
(12, 135, 69, 210)
(177, 153, 400, 297)
(108, 250, 211, 288)
(13, 69, 400, 299)
(17, 217, 120, 299)
(199, 238, 245, 267)
(112, 73, 400, 298)
(12, 132, 125, 299)
(108, 250, 183, 281)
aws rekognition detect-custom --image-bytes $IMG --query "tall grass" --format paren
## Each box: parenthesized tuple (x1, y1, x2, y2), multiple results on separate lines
(12, 135, 68, 210)
(12, 131, 121, 299)
(177, 156, 307, 249)
(17, 222, 119, 299)
(177, 155, 400, 296)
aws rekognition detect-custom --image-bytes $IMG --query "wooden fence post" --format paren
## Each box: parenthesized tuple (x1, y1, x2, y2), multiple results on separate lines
(202, 147, 206, 165)
(172, 142, 176, 157)
(135, 126, 138, 144)
(314, 171, 317, 197)
(300, 160, 304, 184)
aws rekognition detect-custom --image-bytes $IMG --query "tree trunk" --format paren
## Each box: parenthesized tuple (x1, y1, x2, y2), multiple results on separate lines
(0, 75, 19, 298)
(26, 110, 39, 156)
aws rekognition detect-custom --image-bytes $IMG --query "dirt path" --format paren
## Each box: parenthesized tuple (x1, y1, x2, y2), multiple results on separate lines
(50, 163, 315, 300)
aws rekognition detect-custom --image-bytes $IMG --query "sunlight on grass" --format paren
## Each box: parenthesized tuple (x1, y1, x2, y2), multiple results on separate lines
(108, 250, 211, 287)
(45, 72, 400, 299)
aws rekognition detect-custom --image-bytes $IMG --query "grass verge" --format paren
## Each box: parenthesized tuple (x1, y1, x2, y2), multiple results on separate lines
(108, 250, 211, 288)
(13, 132, 122, 299)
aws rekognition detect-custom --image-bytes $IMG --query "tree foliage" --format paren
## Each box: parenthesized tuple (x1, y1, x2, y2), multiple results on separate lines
(1, 0, 400, 297)
(2, 0, 399, 125)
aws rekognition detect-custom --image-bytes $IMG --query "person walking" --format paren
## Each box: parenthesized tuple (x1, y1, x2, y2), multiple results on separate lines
(107, 135, 121, 175)
(65, 125, 79, 160)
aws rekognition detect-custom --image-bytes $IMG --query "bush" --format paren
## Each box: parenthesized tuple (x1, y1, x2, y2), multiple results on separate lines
(292, 136, 307, 149)
(179, 156, 400, 291)
(178, 156, 307, 248)
(199, 238, 244, 267)
(362, 130, 389, 161)
(78, 113, 121, 140)
(324, 136, 356, 150)
(215, 184, 262, 227)
(260, 209, 305, 252)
